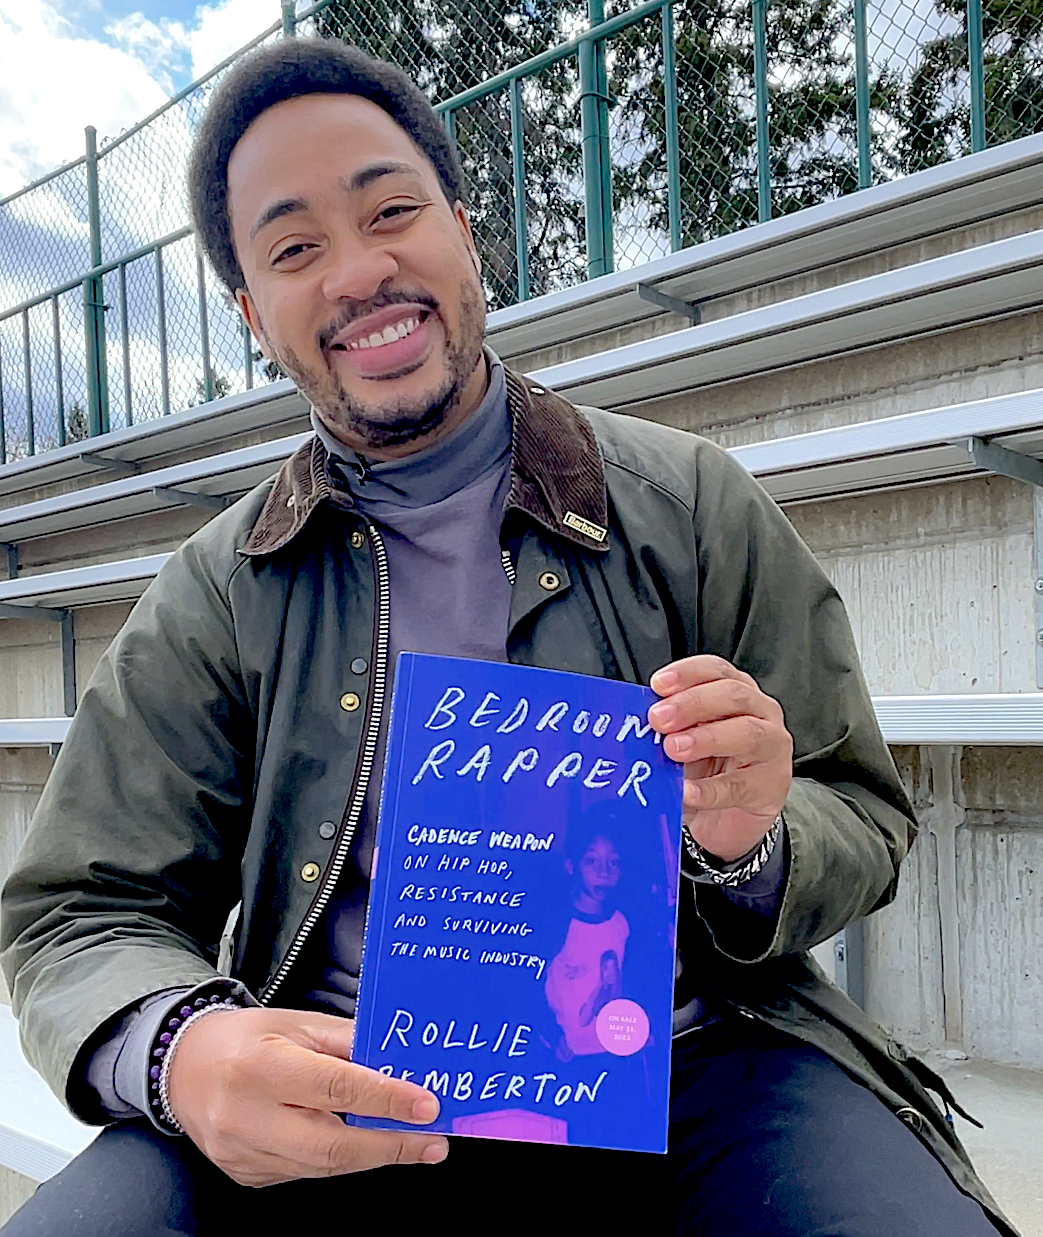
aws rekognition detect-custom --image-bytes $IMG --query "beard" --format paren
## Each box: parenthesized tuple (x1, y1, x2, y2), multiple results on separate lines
(273, 278, 487, 452)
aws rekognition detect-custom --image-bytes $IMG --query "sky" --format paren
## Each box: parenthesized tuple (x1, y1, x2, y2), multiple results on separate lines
(0, 0, 278, 196)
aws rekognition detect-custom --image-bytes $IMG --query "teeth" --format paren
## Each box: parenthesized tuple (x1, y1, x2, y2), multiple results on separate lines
(345, 316, 422, 351)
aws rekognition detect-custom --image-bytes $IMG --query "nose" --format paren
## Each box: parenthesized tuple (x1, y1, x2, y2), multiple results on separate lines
(319, 235, 400, 305)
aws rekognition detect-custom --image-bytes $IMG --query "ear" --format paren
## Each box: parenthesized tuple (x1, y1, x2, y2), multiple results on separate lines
(236, 287, 272, 360)
(453, 201, 482, 277)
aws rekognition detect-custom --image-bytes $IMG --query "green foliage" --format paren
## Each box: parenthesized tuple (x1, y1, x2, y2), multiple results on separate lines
(66, 401, 88, 443)
(899, 0, 1043, 171)
(191, 374, 232, 406)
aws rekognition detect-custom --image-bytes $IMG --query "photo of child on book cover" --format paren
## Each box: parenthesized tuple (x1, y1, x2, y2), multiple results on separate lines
(545, 816, 631, 1062)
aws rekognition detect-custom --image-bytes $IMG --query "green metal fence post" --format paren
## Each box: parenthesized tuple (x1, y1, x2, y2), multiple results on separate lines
(580, 0, 614, 279)
(853, 0, 871, 190)
(662, 1, 682, 251)
(83, 126, 109, 438)
(752, 0, 771, 223)
(967, 0, 986, 152)
(282, 0, 297, 36)
(509, 78, 531, 302)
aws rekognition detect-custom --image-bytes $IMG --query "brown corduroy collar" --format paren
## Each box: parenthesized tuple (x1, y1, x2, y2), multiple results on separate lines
(242, 366, 609, 557)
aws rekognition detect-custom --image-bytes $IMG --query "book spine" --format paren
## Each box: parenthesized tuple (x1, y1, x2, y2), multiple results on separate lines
(352, 652, 417, 1067)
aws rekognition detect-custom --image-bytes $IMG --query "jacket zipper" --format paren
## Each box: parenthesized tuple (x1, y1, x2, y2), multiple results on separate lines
(500, 547, 516, 585)
(259, 522, 391, 1005)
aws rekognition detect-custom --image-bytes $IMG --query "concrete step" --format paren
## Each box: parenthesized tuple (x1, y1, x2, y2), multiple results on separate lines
(931, 1052, 1043, 1235)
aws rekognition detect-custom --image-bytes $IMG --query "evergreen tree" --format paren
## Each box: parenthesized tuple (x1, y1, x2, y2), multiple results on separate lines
(898, 0, 1043, 173)
(609, 0, 899, 251)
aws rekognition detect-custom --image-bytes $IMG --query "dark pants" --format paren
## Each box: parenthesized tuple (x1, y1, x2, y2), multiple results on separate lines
(4, 1019, 1002, 1236)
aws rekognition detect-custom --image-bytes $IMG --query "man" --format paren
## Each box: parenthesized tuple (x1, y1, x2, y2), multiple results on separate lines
(0, 38, 1013, 1236)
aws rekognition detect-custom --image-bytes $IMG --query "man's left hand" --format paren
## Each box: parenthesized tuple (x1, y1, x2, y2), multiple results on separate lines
(648, 656, 793, 863)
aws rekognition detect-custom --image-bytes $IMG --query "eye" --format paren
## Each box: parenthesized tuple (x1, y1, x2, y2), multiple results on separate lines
(374, 203, 422, 225)
(272, 242, 314, 265)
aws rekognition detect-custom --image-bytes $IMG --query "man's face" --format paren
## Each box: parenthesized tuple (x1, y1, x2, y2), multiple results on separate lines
(228, 93, 487, 455)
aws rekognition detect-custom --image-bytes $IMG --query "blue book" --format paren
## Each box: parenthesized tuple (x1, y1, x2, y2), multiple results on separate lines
(349, 653, 684, 1154)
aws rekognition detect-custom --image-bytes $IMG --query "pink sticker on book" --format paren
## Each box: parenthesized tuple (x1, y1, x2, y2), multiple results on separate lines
(595, 999, 650, 1056)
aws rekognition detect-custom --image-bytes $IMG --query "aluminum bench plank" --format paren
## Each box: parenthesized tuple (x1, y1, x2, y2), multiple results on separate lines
(530, 230, 1043, 411)
(0, 1006, 96, 1182)
(0, 555, 171, 611)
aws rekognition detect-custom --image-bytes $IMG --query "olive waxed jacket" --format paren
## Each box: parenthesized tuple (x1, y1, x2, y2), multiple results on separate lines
(0, 369, 1014, 1232)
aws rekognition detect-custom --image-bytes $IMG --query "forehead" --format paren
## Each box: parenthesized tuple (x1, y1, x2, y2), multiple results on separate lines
(582, 836, 618, 855)
(226, 93, 437, 220)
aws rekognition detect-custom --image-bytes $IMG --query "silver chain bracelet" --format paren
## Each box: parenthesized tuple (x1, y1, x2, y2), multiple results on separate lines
(683, 814, 783, 887)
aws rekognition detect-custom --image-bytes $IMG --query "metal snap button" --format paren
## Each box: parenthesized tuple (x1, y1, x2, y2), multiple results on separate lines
(340, 692, 361, 712)
(350, 657, 368, 675)
(318, 821, 336, 840)
(896, 1106, 925, 1133)
(538, 571, 561, 591)
(301, 862, 321, 882)
(350, 530, 365, 549)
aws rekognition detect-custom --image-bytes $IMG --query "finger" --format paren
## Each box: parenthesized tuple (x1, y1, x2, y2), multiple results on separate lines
(664, 715, 783, 764)
(684, 767, 781, 813)
(650, 655, 758, 697)
(649, 678, 783, 734)
(259, 1108, 448, 1178)
(266, 1040, 441, 1124)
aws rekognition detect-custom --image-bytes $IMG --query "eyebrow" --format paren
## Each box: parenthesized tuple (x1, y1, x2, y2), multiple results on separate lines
(340, 160, 424, 193)
(250, 197, 309, 241)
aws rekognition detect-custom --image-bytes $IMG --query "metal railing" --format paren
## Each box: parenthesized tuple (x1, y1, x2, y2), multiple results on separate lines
(1, 0, 1041, 463)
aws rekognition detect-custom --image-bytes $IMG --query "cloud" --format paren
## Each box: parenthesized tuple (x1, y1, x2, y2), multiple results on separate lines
(0, 0, 170, 195)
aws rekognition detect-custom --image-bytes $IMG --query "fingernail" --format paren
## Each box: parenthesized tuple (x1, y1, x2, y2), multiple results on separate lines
(651, 669, 678, 692)
(423, 1142, 448, 1164)
(412, 1095, 439, 1123)
(649, 702, 675, 725)
(672, 734, 692, 756)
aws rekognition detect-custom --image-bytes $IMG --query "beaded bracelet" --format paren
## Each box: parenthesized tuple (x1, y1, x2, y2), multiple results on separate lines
(151, 995, 242, 1134)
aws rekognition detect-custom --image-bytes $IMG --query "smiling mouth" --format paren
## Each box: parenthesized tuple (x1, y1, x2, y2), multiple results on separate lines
(330, 312, 429, 353)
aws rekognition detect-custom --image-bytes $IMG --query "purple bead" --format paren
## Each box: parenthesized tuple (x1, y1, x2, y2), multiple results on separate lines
(150, 1065, 161, 1080)
(179, 1006, 194, 1019)
(167, 1018, 180, 1030)
(151, 1099, 161, 1110)
(159, 1032, 172, 1045)
(194, 998, 206, 1009)
(150, 1081, 159, 1092)
(209, 994, 221, 1003)
(152, 1047, 166, 1059)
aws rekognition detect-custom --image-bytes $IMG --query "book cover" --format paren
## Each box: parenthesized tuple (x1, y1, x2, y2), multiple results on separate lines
(348, 653, 684, 1154)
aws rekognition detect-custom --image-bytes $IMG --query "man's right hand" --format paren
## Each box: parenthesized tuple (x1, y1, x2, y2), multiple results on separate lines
(165, 1007, 447, 1186)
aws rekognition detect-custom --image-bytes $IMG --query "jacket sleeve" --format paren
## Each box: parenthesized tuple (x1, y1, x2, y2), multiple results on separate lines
(689, 438, 917, 963)
(0, 524, 254, 1119)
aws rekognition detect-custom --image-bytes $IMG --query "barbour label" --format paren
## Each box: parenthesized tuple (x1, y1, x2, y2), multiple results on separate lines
(563, 511, 607, 542)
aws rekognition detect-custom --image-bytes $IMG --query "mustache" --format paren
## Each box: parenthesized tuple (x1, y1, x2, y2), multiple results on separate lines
(317, 286, 438, 353)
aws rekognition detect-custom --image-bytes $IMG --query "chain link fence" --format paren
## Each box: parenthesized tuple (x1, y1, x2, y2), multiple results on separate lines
(2, 0, 1043, 461)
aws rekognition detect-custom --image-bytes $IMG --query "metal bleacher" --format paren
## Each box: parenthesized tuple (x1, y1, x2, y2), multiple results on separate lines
(3, 382, 1043, 747)
(486, 132, 1043, 362)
